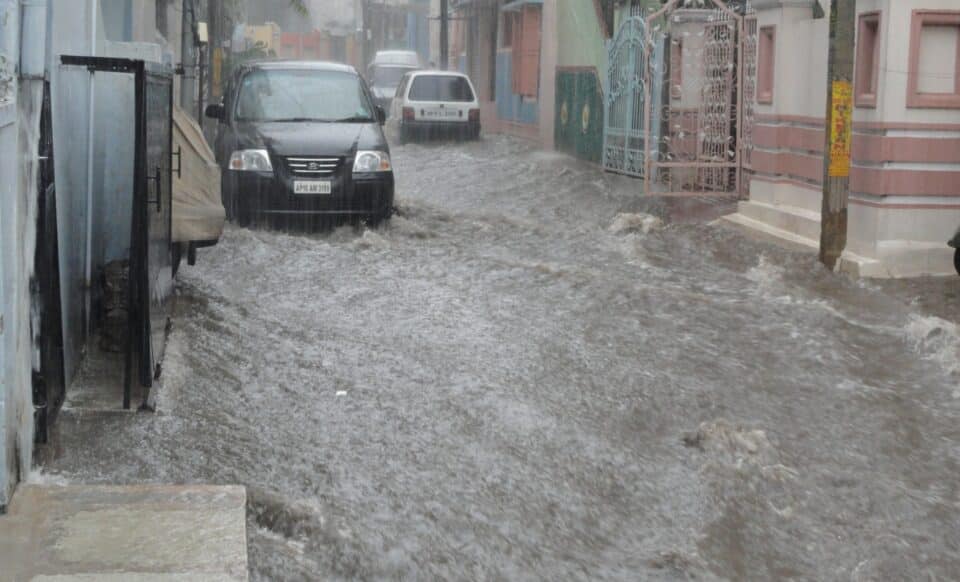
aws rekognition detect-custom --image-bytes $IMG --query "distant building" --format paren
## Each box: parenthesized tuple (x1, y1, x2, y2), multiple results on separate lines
(243, 22, 282, 54)
(363, 0, 432, 66)
(449, 0, 657, 154)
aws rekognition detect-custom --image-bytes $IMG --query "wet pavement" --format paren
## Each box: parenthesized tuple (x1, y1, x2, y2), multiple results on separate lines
(38, 136, 960, 581)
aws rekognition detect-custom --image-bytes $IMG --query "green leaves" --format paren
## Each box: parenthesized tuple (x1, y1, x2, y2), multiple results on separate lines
(289, 0, 308, 16)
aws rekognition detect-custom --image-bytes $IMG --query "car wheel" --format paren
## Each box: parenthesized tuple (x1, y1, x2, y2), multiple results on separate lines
(954, 248, 960, 275)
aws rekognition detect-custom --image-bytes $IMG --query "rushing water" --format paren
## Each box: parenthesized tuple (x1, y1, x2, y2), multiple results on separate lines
(39, 136, 960, 581)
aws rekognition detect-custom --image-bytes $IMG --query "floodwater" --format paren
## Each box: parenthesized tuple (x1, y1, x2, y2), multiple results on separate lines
(39, 136, 960, 581)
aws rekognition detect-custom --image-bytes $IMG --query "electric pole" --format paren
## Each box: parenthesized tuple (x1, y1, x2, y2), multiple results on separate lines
(440, 0, 449, 70)
(819, 0, 855, 269)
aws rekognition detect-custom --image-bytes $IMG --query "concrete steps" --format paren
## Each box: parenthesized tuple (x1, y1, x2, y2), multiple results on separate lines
(720, 202, 821, 252)
(734, 200, 822, 243)
(0, 484, 248, 581)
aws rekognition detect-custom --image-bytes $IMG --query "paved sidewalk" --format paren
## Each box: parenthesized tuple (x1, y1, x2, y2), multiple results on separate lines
(0, 484, 247, 581)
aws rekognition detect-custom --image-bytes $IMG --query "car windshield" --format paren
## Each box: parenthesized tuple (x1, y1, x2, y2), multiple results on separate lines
(371, 66, 414, 88)
(408, 75, 475, 102)
(235, 69, 375, 123)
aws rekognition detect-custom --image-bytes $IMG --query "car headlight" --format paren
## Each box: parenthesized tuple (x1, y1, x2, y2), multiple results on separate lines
(229, 149, 273, 172)
(353, 150, 392, 173)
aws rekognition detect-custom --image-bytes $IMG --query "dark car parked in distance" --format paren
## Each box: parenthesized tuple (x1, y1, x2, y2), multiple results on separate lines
(206, 61, 394, 229)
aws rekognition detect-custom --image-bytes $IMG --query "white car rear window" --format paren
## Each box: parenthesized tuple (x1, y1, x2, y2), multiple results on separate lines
(408, 76, 475, 103)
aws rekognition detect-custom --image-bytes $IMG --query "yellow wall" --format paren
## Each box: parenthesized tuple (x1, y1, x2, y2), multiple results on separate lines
(245, 22, 281, 52)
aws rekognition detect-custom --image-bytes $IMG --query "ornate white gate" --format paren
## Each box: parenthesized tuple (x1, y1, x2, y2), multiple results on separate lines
(603, 0, 757, 197)
(603, 17, 650, 178)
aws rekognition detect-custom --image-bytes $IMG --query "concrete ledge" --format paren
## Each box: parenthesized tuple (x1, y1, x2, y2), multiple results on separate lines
(839, 243, 958, 279)
(724, 211, 958, 278)
(737, 200, 822, 242)
(720, 211, 820, 253)
(0, 485, 248, 581)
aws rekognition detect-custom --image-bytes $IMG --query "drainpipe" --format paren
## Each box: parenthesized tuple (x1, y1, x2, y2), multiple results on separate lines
(83, 0, 98, 338)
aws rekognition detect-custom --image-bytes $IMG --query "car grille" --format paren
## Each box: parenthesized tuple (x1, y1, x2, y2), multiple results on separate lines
(285, 156, 343, 177)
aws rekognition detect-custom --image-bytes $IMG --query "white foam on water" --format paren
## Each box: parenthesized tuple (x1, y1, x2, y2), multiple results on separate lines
(743, 255, 894, 332)
(351, 228, 391, 251)
(745, 254, 784, 292)
(904, 314, 960, 377)
(26, 469, 71, 486)
(608, 212, 664, 235)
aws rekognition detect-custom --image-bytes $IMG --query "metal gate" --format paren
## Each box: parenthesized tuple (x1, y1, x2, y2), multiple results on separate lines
(61, 56, 174, 410)
(143, 66, 175, 397)
(603, 0, 756, 197)
(603, 16, 650, 178)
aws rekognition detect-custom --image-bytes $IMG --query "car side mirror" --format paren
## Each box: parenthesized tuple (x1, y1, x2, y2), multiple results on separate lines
(205, 104, 225, 122)
(376, 106, 387, 125)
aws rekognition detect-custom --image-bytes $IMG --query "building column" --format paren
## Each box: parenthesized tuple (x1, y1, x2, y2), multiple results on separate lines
(538, 0, 558, 150)
(840, 0, 960, 277)
(724, 1, 832, 252)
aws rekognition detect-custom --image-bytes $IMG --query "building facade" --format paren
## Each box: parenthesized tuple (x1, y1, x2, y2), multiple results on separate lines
(1, 0, 200, 510)
(727, 0, 960, 277)
(450, 0, 657, 159)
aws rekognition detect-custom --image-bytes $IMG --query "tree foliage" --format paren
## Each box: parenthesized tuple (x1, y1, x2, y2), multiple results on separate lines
(288, 0, 308, 16)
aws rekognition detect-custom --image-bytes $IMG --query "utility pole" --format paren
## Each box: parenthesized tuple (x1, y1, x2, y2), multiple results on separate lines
(208, 0, 219, 103)
(440, 0, 449, 70)
(819, 0, 855, 269)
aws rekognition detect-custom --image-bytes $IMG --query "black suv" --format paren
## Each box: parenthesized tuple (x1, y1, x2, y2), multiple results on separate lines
(206, 61, 394, 229)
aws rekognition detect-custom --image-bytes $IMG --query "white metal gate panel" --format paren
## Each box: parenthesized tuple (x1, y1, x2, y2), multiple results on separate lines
(603, 16, 649, 178)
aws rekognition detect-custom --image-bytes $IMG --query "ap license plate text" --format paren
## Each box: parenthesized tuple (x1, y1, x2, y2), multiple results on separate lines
(294, 181, 332, 195)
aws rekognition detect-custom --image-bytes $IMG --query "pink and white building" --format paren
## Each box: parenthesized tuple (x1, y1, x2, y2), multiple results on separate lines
(727, 0, 960, 277)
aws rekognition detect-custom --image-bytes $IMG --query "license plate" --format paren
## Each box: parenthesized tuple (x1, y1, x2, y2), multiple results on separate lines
(423, 109, 460, 119)
(294, 181, 332, 195)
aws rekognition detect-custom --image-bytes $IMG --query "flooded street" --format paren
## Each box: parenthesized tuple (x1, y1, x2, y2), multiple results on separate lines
(40, 136, 960, 580)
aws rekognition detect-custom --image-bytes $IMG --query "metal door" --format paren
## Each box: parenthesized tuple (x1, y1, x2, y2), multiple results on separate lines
(32, 81, 66, 443)
(60, 56, 174, 409)
(143, 68, 175, 387)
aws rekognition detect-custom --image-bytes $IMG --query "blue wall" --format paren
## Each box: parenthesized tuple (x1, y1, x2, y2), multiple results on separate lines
(495, 51, 538, 125)
(405, 12, 430, 63)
